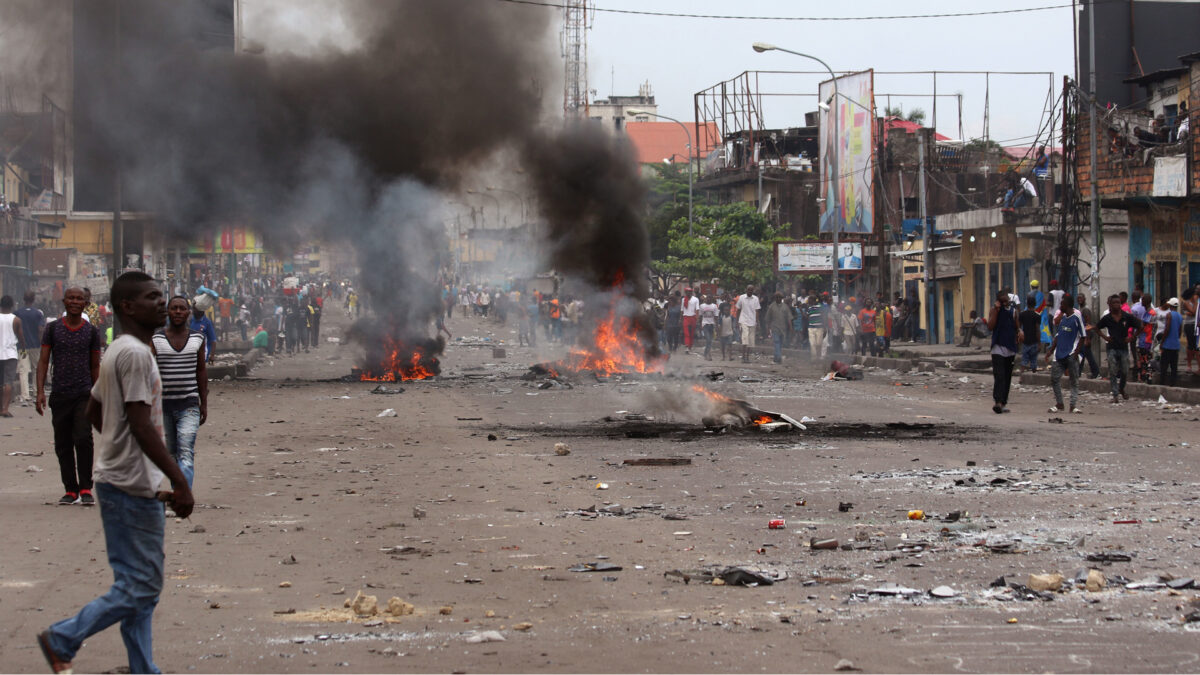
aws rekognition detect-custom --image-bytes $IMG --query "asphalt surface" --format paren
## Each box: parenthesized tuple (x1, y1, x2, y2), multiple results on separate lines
(2, 308, 1198, 673)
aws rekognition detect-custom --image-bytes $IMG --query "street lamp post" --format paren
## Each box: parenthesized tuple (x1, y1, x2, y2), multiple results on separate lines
(486, 186, 527, 224)
(627, 109, 693, 235)
(752, 42, 839, 300)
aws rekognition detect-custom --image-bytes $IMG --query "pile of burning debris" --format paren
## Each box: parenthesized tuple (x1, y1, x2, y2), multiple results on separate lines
(347, 319, 445, 383)
(690, 386, 806, 432)
(524, 282, 666, 383)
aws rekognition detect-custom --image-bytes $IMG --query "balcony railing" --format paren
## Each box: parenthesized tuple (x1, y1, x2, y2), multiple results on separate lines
(0, 214, 41, 247)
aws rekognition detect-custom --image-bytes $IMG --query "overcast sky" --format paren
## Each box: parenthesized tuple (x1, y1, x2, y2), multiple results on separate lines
(584, 0, 1078, 145)
(242, 1, 1079, 148)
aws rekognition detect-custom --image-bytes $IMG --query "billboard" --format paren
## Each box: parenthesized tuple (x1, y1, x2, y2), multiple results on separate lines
(776, 242, 863, 272)
(188, 227, 265, 254)
(818, 70, 875, 234)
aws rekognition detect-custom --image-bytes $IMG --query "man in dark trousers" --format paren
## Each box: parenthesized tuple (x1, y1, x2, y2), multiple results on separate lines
(36, 287, 103, 505)
(987, 289, 1022, 414)
(37, 271, 194, 675)
(1096, 294, 1142, 404)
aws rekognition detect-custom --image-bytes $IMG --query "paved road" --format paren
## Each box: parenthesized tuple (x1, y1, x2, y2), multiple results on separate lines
(2, 308, 1197, 673)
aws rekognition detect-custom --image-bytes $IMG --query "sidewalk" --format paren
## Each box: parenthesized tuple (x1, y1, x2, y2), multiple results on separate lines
(735, 338, 1200, 404)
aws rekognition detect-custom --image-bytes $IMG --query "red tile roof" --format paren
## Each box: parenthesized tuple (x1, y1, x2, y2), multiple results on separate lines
(1002, 145, 1062, 161)
(883, 116, 952, 141)
(624, 121, 720, 165)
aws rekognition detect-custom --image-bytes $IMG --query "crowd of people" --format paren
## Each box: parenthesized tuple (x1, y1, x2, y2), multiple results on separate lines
(645, 286, 921, 364)
(0, 273, 197, 673)
(0, 270, 366, 673)
(986, 279, 1197, 415)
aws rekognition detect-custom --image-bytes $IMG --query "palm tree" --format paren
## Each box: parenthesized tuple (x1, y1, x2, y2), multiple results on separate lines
(883, 106, 927, 126)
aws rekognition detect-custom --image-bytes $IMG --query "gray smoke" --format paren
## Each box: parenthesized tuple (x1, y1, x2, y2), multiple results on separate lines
(17, 0, 657, 367)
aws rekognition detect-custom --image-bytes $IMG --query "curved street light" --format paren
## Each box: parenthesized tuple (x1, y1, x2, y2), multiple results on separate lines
(752, 42, 841, 300)
(486, 186, 527, 224)
(627, 108, 693, 235)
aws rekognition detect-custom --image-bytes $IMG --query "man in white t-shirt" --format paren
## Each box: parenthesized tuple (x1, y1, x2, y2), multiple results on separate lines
(735, 285, 761, 363)
(38, 271, 193, 675)
(698, 295, 719, 360)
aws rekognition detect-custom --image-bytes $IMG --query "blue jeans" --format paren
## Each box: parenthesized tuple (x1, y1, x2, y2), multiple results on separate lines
(46, 482, 165, 674)
(163, 403, 201, 488)
(1020, 343, 1040, 370)
(702, 324, 715, 358)
(772, 332, 784, 362)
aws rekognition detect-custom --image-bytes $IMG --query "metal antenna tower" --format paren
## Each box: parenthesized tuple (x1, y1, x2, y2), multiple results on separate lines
(561, 0, 591, 118)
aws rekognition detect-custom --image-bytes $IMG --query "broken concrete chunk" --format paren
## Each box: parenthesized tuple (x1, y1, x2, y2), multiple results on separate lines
(1027, 573, 1064, 592)
(512, 622, 534, 631)
(554, 443, 571, 456)
(386, 597, 415, 616)
(349, 590, 379, 616)
(1086, 569, 1106, 592)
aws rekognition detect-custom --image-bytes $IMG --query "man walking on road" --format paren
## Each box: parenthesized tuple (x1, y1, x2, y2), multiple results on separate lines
(1096, 294, 1141, 404)
(37, 271, 194, 675)
(1076, 292, 1101, 378)
(15, 290, 45, 405)
(1046, 294, 1084, 414)
(805, 293, 828, 360)
(37, 288, 103, 505)
(1018, 296, 1042, 373)
(764, 292, 791, 364)
(987, 289, 1020, 414)
(735, 286, 760, 364)
(0, 294, 25, 418)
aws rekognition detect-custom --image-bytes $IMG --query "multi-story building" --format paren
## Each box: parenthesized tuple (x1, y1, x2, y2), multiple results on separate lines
(1075, 51, 1199, 301)
(588, 81, 658, 133)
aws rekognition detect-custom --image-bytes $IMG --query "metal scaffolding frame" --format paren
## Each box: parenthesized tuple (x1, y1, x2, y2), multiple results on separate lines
(694, 69, 1056, 171)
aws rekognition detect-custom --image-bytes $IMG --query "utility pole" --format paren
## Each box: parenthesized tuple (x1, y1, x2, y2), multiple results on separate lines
(918, 131, 934, 344)
(1087, 0, 1101, 318)
(112, 0, 123, 282)
(897, 167, 906, 301)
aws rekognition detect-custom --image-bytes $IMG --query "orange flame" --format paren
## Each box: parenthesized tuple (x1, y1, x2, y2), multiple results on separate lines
(751, 415, 774, 425)
(692, 384, 733, 403)
(556, 280, 666, 376)
(566, 309, 665, 376)
(360, 338, 438, 381)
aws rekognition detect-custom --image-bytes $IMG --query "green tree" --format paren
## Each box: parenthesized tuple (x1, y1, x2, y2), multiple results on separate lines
(656, 203, 787, 291)
(883, 106, 926, 126)
(643, 162, 691, 262)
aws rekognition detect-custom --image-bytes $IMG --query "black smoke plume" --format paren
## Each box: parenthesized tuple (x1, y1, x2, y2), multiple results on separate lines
(24, 0, 658, 371)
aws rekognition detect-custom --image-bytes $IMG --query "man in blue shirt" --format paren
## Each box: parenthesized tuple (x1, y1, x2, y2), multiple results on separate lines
(189, 304, 217, 362)
(1159, 297, 1183, 386)
(1046, 294, 1084, 414)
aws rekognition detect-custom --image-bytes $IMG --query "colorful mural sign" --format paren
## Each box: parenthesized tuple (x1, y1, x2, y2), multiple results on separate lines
(818, 70, 875, 234)
(187, 227, 264, 254)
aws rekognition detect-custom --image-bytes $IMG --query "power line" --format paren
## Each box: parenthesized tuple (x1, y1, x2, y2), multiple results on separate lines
(494, 0, 1085, 21)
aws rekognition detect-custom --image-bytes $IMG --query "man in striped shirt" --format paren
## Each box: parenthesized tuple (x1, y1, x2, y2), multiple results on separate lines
(152, 296, 208, 488)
